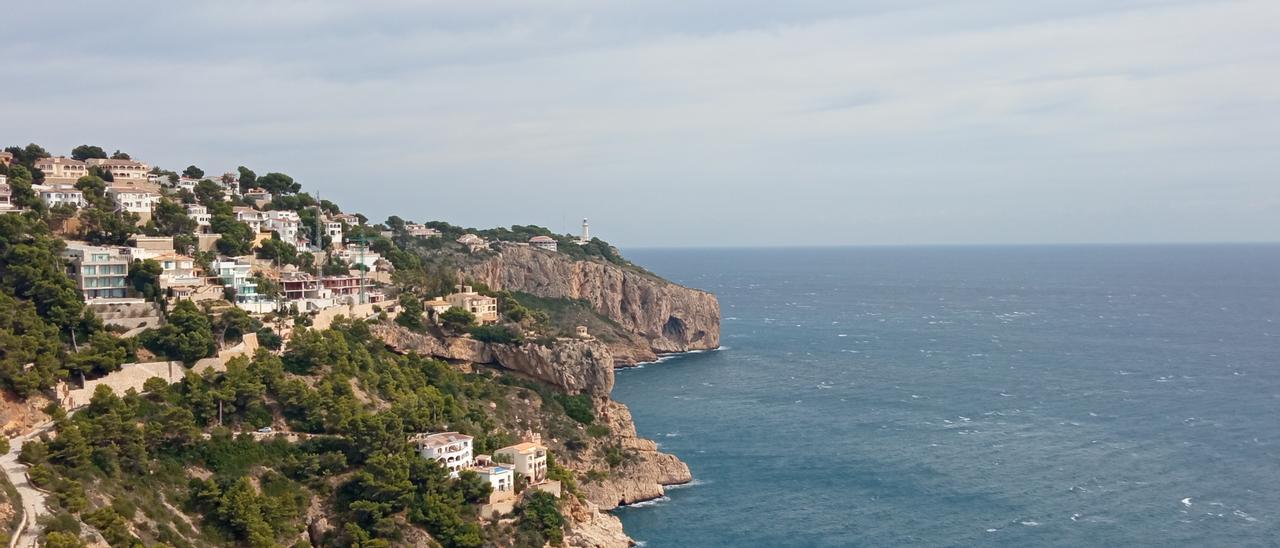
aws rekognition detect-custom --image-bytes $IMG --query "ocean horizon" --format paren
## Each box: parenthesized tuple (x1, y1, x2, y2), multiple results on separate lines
(611, 244, 1280, 547)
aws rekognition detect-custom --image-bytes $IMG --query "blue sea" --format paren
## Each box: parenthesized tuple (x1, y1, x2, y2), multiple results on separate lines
(612, 245, 1280, 547)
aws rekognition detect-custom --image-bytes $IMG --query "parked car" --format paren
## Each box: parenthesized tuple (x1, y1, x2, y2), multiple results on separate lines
(257, 426, 274, 434)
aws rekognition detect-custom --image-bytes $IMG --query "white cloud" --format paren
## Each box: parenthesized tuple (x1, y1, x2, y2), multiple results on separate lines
(2, 0, 1276, 245)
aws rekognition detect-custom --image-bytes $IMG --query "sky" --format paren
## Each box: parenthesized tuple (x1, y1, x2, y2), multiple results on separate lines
(3, 0, 1278, 247)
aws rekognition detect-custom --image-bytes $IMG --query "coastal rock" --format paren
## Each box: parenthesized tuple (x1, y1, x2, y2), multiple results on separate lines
(575, 402, 692, 510)
(490, 339, 615, 399)
(370, 324, 613, 398)
(564, 497, 634, 548)
(465, 245, 721, 363)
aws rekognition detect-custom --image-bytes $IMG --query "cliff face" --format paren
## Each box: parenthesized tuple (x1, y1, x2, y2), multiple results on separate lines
(370, 324, 613, 399)
(465, 245, 721, 363)
(573, 402, 692, 510)
(369, 324, 692, 510)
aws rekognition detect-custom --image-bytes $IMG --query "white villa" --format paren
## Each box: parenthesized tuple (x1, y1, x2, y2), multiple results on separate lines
(35, 183, 86, 208)
(233, 206, 267, 232)
(186, 204, 211, 231)
(471, 455, 516, 512)
(411, 432, 474, 477)
(266, 210, 302, 247)
(495, 435, 549, 486)
(106, 186, 160, 216)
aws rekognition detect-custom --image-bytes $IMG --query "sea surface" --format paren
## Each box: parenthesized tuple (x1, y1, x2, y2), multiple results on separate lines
(611, 245, 1280, 547)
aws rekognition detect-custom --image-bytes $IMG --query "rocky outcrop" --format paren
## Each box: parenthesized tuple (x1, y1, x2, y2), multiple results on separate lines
(574, 402, 692, 511)
(490, 340, 615, 400)
(564, 497, 633, 548)
(465, 245, 721, 363)
(370, 324, 614, 398)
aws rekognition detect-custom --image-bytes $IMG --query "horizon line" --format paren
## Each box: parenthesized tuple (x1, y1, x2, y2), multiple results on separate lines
(620, 240, 1280, 250)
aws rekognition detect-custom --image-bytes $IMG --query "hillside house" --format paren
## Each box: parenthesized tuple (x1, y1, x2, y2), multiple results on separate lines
(266, 210, 302, 247)
(106, 186, 160, 216)
(34, 183, 87, 208)
(85, 158, 150, 181)
(243, 188, 272, 207)
(62, 243, 131, 300)
(34, 156, 88, 182)
(407, 223, 441, 238)
(233, 207, 267, 232)
(0, 178, 12, 211)
(186, 204, 211, 231)
(456, 233, 487, 253)
(212, 256, 275, 313)
(445, 285, 499, 324)
(154, 253, 203, 297)
(411, 432, 474, 477)
(529, 235, 557, 252)
(495, 435, 549, 486)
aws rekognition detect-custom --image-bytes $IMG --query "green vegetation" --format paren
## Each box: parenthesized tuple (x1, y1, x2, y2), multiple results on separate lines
(139, 300, 215, 364)
(468, 324, 522, 345)
(19, 319, 576, 547)
(440, 307, 476, 331)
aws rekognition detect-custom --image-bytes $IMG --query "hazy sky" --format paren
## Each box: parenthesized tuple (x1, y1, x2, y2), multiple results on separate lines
(3, 1, 1277, 247)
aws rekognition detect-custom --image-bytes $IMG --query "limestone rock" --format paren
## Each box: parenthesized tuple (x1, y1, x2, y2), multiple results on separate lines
(564, 496, 634, 548)
(465, 244, 721, 364)
(575, 402, 693, 510)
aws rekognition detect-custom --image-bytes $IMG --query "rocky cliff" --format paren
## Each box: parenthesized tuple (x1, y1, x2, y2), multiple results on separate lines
(465, 245, 721, 364)
(369, 324, 692, 508)
(370, 324, 614, 399)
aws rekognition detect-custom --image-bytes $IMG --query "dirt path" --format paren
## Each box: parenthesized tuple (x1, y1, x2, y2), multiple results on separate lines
(1, 421, 54, 548)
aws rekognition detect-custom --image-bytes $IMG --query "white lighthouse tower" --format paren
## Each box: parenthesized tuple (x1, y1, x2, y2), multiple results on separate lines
(578, 218, 590, 244)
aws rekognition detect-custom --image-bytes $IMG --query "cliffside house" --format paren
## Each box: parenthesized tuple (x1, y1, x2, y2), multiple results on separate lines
(411, 432, 474, 477)
(0, 151, 12, 166)
(186, 203, 211, 231)
(529, 235, 558, 252)
(445, 285, 499, 324)
(85, 158, 150, 181)
(174, 177, 200, 193)
(456, 233, 488, 253)
(495, 435, 549, 486)
(424, 297, 453, 324)
(213, 256, 275, 313)
(62, 243, 131, 300)
(35, 183, 86, 208)
(407, 223, 441, 238)
(34, 156, 88, 182)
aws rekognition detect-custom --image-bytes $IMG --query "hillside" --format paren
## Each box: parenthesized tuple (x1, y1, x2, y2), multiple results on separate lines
(0, 143, 717, 547)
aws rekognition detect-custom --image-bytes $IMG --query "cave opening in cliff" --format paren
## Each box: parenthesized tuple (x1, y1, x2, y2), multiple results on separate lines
(662, 316, 687, 340)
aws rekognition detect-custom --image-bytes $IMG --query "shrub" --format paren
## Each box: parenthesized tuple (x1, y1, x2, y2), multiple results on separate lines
(468, 325, 522, 345)
(554, 394, 594, 425)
